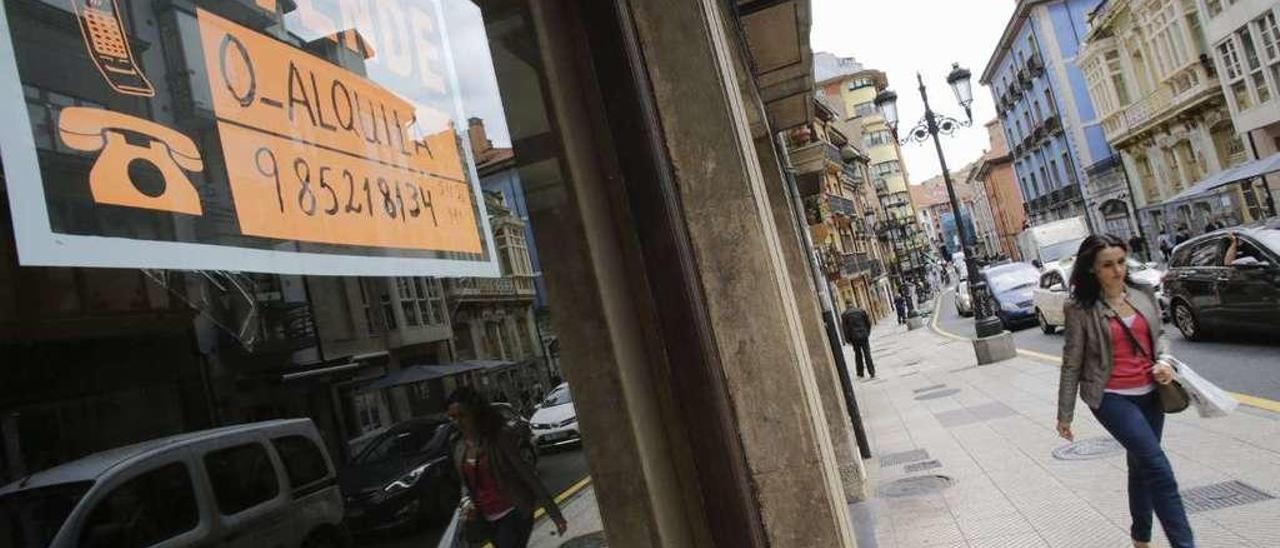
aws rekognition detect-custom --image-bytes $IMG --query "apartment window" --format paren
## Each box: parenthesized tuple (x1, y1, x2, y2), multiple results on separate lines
(395, 277, 440, 327)
(1029, 172, 1040, 197)
(1256, 11, 1280, 106)
(853, 102, 878, 117)
(1106, 50, 1131, 105)
(496, 227, 532, 277)
(866, 129, 893, 147)
(380, 291, 397, 330)
(1062, 152, 1076, 184)
(1048, 158, 1062, 187)
(1218, 37, 1252, 110)
(1205, 0, 1222, 17)
(1039, 167, 1051, 191)
(357, 279, 375, 335)
(847, 77, 875, 90)
(395, 278, 420, 327)
(871, 161, 900, 178)
(1033, 101, 1043, 123)
(1238, 28, 1271, 104)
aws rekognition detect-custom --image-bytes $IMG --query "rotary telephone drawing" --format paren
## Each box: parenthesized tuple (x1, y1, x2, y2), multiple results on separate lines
(58, 107, 205, 215)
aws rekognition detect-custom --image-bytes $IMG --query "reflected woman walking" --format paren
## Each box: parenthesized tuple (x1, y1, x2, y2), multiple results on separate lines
(1056, 235, 1194, 548)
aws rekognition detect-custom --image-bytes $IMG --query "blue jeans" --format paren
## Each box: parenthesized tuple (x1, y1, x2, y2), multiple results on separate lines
(1091, 392, 1194, 547)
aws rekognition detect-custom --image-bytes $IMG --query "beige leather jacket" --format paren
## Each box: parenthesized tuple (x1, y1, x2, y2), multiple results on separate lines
(1057, 284, 1169, 424)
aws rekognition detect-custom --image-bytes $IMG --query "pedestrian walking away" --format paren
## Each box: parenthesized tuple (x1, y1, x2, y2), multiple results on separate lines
(841, 304, 875, 378)
(1057, 234, 1195, 548)
(447, 387, 568, 548)
(894, 294, 907, 325)
(1157, 230, 1174, 262)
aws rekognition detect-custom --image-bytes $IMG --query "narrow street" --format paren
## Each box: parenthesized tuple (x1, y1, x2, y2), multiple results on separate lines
(933, 287, 1280, 403)
(360, 446, 590, 548)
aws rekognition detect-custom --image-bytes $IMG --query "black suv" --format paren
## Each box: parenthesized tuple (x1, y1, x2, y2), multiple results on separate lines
(1162, 223, 1280, 340)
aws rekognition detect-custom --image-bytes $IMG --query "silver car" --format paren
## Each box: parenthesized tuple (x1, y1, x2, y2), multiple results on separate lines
(0, 419, 348, 548)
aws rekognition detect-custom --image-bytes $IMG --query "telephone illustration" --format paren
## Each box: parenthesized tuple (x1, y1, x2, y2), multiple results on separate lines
(72, 0, 155, 97)
(58, 107, 205, 215)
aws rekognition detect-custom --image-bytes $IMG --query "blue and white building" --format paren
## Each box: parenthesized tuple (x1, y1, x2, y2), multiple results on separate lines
(982, 0, 1128, 234)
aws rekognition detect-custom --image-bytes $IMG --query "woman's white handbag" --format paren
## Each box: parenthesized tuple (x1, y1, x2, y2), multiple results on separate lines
(1167, 357, 1238, 418)
(437, 506, 468, 548)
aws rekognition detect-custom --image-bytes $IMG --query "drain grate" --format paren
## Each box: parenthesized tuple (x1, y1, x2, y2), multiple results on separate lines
(915, 388, 961, 400)
(1052, 437, 1124, 460)
(879, 448, 930, 467)
(1181, 481, 1274, 513)
(879, 475, 955, 497)
(913, 384, 947, 393)
(904, 459, 942, 473)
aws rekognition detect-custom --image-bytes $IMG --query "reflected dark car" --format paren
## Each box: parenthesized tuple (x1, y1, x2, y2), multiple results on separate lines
(1162, 224, 1280, 341)
(341, 417, 458, 534)
(980, 262, 1041, 330)
(340, 404, 537, 534)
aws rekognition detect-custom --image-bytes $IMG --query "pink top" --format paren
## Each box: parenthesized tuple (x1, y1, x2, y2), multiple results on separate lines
(1107, 313, 1155, 390)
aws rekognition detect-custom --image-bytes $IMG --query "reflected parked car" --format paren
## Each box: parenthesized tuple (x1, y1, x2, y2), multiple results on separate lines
(955, 281, 973, 317)
(341, 404, 537, 534)
(980, 262, 1041, 330)
(1033, 256, 1167, 334)
(529, 383, 579, 451)
(1162, 224, 1280, 341)
(340, 417, 457, 534)
(0, 419, 347, 548)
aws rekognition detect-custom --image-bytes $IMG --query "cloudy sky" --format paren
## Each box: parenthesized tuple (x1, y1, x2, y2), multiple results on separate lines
(811, 1, 1017, 184)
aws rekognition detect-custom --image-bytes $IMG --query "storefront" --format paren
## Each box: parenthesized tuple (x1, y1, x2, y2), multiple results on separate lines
(0, 0, 867, 545)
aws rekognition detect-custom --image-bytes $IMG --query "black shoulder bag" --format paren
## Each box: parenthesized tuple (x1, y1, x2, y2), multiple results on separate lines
(1105, 301, 1189, 414)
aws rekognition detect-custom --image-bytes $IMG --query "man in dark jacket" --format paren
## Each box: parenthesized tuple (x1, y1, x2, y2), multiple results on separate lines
(841, 305, 875, 379)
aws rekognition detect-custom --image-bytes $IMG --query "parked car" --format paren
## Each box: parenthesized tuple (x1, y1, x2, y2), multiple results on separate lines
(340, 416, 456, 534)
(529, 383, 579, 451)
(980, 262, 1041, 330)
(1162, 225, 1280, 341)
(954, 281, 973, 317)
(341, 404, 536, 534)
(1033, 256, 1167, 334)
(0, 419, 348, 548)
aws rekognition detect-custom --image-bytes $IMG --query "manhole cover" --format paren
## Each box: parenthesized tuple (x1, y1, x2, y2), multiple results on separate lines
(914, 388, 961, 400)
(1182, 481, 1274, 513)
(1052, 437, 1124, 460)
(904, 459, 942, 473)
(878, 475, 955, 497)
(879, 448, 930, 467)
(560, 531, 609, 547)
(913, 384, 947, 393)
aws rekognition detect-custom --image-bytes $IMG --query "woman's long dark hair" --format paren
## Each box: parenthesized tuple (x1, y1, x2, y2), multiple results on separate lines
(1069, 234, 1134, 307)
(447, 386, 505, 442)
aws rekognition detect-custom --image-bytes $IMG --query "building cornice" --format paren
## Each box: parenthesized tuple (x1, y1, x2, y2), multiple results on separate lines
(981, 0, 1048, 85)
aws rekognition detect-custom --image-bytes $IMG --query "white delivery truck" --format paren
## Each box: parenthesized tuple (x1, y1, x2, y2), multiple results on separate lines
(1017, 216, 1090, 268)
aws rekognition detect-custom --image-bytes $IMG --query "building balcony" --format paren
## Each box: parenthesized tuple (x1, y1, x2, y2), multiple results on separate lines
(1104, 66, 1217, 143)
(828, 194, 857, 218)
(1027, 53, 1044, 76)
(224, 301, 318, 359)
(445, 277, 536, 302)
(1043, 113, 1061, 134)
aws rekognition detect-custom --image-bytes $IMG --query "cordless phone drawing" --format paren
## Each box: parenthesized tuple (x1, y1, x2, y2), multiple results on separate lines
(72, 0, 155, 97)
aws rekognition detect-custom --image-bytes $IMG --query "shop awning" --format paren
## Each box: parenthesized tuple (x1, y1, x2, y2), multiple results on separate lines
(1161, 151, 1280, 203)
(361, 359, 522, 390)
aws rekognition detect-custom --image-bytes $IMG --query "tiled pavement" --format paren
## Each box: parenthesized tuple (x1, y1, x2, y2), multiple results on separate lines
(852, 315, 1280, 548)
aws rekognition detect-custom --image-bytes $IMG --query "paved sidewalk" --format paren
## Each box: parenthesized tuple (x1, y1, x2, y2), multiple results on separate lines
(850, 315, 1280, 547)
(529, 486, 606, 548)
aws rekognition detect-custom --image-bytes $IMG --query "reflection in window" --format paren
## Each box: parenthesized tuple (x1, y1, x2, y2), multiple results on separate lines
(80, 463, 198, 548)
(204, 443, 280, 515)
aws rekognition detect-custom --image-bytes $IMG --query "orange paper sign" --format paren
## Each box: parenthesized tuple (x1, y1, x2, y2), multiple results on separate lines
(197, 8, 480, 253)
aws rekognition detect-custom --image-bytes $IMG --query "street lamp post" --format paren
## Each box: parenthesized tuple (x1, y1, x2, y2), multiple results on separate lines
(876, 64, 1005, 339)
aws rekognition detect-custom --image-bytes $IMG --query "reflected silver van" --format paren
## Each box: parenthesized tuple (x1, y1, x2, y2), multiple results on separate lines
(0, 419, 347, 548)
